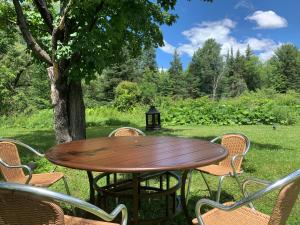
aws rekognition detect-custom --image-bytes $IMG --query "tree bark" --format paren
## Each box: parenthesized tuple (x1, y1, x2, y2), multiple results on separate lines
(68, 80, 86, 140)
(48, 66, 72, 143)
(47, 67, 86, 143)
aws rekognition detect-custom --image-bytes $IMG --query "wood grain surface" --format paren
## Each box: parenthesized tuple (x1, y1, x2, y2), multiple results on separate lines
(45, 136, 228, 173)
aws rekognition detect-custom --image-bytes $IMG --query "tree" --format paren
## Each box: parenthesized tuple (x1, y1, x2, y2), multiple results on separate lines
(223, 48, 247, 97)
(0, 25, 50, 115)
(187, 39, 223, 99)
(139, 46, 158, 73)
(168, 49, 186, 97)
(243, 45, 261, 91)
(269, 44, 300, 92)
(5, 0, 179, 143)
(157, 69, 172, 97)
(114, 81, 141, 111)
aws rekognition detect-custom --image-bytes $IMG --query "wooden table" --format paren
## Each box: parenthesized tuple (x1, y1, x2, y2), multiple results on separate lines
(46, 136, 227, 225)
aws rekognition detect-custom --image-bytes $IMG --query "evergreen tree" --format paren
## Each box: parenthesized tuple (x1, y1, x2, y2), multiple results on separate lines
(157, 69, 172, 97)
(168, 50, 186, 97)
(224, 48, 247, 97)
(186, 50, 202, 98)
(85, 48, 139, 103)
(187, 39, 223, 99)
(269, 44, 300, 92)
(139, 46, 158, 73)
(244, 45, 261, 91)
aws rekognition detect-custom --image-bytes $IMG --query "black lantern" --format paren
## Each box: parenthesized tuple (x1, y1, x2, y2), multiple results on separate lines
(146, 106, 161, 130)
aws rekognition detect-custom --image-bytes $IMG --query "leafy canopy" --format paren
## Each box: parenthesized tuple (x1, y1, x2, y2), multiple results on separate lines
(4, 0, 181, 82)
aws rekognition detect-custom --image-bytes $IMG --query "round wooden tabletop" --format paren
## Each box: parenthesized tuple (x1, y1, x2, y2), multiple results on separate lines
(45, 136, 228, 173)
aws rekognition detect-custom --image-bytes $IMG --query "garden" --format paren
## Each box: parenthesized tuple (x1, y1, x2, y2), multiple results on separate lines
(1, 0, 300, 224)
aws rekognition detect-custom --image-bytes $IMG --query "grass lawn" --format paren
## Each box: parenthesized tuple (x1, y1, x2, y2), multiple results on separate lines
(0, 125, 299, 224)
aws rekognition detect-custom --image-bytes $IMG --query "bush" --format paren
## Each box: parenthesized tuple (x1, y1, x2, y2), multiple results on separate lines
(0, 91, 299, 129)
(114, 81, 142, 111)
(157, 91, 300, 126)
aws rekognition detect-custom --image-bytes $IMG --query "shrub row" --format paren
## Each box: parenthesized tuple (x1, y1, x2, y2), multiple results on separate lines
(159, 90, 300, 126)
(0, 90, 299, 129)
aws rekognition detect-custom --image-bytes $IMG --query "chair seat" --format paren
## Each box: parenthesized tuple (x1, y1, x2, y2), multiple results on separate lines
(13, 172, 64, 187)
(65, 215, 118, 225)
(196, 165, 238, 176)
(192, 202, 270, 225)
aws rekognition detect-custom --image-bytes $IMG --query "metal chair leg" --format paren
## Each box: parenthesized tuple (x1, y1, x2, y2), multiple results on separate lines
(63, 176, 76, 215)
(63, 176, 71, 196)
(200, 172, 213, 198)
(185, 170, 193, 204)
(233, 174, 255, 209)
(216, 176, 225, 203)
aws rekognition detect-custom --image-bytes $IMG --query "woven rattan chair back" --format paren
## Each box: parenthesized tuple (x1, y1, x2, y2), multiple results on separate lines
(109, 127, 145, 137)
(268, 178, 300, 225)
(0, 188, 64, 225)
(0, 142, 25, 182)
(218, 134, 248, 172)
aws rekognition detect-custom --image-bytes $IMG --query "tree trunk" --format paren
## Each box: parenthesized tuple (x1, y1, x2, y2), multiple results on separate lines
(68, 80, 86, 140)
(47, 66, 86, 143)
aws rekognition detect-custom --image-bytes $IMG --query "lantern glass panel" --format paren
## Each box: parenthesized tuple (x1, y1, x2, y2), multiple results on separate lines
(147, 115, 153, 125)
(155, 114, 158, 125)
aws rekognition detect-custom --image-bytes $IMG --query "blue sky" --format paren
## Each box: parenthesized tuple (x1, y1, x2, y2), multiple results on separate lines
(156, 0, 300, 69)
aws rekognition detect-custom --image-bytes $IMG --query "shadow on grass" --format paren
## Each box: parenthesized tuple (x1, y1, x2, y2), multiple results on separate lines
(251, 141, 292, 151)
(87, 118, 140, 128)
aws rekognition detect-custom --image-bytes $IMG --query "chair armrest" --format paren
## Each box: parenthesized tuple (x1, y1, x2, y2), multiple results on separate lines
(195, 169, 300, 225)
(0, 138, 44, 157)
(230, 154, 246, 175)
(242, 177, 272, 195)
(195, 199, 233, 225)
(210, 136, 221, 143)
(0, 182, 128, 225)
(0, 158, 32, 184)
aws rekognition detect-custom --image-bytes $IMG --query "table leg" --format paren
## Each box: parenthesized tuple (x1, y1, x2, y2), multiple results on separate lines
(87, 171, 95, 204)
(181, 170, 193, 225)
(132, 173, 139, 225)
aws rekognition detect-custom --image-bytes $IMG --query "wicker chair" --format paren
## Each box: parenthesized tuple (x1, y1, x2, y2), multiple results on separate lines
(194, 133, 250, 202)
(193, 169, 300, 225)
(0, 138, 70, 194)
(108, 127, 148, 184)
(0, 182, 127, 225)
(108, 127, 145, 137)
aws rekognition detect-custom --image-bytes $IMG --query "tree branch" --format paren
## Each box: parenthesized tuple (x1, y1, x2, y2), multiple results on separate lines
(88, 0, 105, 32)
(13, 0, 52, 65)
(13, 61, 32, 89)
(57, 0, 74, 31)
(33, 0, 53, 33)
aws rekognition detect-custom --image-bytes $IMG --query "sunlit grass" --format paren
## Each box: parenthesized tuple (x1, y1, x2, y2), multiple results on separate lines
(0, 125, 299, 224)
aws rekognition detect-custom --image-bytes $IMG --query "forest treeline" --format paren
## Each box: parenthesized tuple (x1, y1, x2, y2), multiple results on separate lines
(1, 29, 300, 115)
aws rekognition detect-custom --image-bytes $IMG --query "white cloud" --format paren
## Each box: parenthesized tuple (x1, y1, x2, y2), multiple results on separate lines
(234, 0, 254, 10)
(246, 10, 288, 29)
(159, 18, 281, 61)
(159, 40, 176, 54)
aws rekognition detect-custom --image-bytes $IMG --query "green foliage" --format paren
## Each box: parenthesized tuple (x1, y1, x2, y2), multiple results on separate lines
(0, 32, 51, 115)
(138, 46, 158, 72)
(160, 91, 300, 126)
(243, 45, 261, 91)
(223, 49, 248, 97)
(187, 39, 223, 98)
(114, 81, 142, 111)
(138, 69, 159, 105)
(54, 0, 178, 81)
(1, 91, 299, 129)
(168, 50, 186, 97)
(269, 44, 300, 93)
